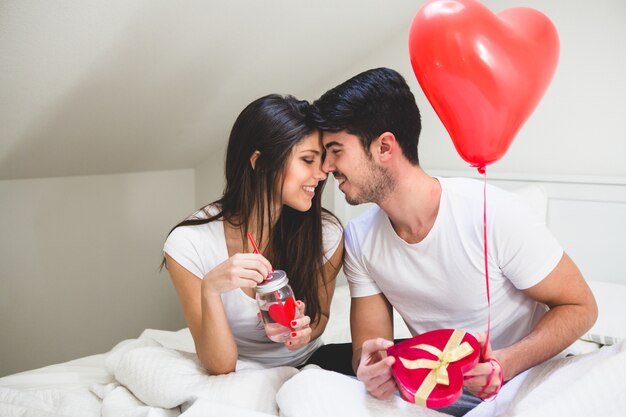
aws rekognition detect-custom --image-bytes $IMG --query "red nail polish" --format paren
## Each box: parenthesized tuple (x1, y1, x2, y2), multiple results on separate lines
(291, 332, 297, 338)
(287, 341, 292, 346)
(291, 321, 297, 327)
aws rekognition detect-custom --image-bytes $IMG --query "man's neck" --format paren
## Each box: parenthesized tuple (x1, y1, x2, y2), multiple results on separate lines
(377, 167, 441, 245)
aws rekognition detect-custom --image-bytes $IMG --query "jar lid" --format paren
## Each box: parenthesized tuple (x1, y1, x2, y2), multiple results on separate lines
(255, 269, 288, 294)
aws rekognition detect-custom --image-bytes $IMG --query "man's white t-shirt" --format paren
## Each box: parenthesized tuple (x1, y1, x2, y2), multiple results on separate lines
(344, 177, 563, 349)
(164, 205, 342, 367)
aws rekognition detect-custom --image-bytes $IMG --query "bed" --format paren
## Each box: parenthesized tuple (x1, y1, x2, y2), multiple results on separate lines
(1, 281, 625, 417)
(2, 183, 626, 417)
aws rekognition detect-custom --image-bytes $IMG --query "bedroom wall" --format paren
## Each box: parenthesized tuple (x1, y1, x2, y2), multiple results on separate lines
(0, 169, 193, 377)
(195, 142, 227, 208)
(312, 0, 626, 179)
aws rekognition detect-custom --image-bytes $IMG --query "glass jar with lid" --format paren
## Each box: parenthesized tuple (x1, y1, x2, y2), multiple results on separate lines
(255, 270, 298, 343)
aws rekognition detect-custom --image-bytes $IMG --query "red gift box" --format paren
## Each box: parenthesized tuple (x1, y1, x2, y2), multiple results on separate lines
(386, 329, 480, 408)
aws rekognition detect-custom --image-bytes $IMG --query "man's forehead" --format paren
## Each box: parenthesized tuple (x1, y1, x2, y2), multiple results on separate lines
(321, 131, 354, 147)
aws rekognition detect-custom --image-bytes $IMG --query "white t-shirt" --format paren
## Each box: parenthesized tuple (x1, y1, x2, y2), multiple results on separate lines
(163, 205, 343, 367)
(344, 177, 563, 349)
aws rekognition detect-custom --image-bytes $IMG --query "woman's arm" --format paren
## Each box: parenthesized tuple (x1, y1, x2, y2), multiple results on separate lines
(165, 252, 272, 374)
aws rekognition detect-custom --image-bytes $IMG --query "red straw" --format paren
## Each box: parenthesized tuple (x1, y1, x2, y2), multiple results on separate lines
(247, 232, 261, 254)
(247, 232, 274, 274)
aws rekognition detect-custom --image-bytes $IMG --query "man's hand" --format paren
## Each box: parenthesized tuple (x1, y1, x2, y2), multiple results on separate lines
(356, 338, 398, 399)
(463, 333, 503, 399)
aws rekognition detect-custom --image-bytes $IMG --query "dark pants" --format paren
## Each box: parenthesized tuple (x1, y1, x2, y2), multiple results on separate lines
(303, 338, 411, 376)
(303, 342, 355, 376)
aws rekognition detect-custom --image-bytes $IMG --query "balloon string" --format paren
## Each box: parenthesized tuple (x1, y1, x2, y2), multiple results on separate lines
(481, 166, 491, 361)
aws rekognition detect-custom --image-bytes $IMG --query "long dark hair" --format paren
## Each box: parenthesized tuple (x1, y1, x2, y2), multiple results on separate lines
(163, 94, 341, 324)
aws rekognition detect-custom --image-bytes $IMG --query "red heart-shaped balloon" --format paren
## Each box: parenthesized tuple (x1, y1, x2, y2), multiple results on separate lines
(268, 297, 296, 328)
(409, 0, 559, 167)
(387, 329, 479, 408)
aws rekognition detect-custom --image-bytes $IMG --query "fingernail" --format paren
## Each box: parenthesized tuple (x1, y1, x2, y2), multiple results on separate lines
(291, 332, 297, 338)
(297, 300, 302, 306)
(291, 321, 297, 327)
(287, 341, 292, 346)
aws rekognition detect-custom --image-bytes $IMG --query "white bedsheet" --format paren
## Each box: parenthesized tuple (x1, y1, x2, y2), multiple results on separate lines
(1, 316, 625, 417)
(465, 339, 626, 417)
(276, 340, 626, 417)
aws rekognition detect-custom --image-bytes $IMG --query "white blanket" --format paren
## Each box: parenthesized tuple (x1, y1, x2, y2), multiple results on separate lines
(94, 329, 298, 417)
(2, 329, 625, 417)
(465, 340, 626, 417)
(276, 340, 626, 417)
(0, 329, 297, 417)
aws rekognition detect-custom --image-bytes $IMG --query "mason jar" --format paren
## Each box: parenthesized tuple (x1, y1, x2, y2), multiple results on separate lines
(255, 270, 298, 343)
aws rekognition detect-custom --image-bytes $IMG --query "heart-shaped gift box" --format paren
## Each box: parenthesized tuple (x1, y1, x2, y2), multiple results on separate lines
(386, 329, 480, 408)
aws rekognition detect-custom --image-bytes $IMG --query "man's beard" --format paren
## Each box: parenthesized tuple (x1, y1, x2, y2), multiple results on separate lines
(345, 161, 395, 205)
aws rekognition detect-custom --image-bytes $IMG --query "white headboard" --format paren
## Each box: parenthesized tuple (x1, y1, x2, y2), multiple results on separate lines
(330, 171, 626, 286)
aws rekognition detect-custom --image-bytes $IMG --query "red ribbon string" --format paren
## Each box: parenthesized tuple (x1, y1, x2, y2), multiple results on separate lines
(480, 166, 491, 362)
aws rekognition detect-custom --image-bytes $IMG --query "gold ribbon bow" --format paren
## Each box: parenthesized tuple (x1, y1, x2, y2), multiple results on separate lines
(399, 330, 474, 406)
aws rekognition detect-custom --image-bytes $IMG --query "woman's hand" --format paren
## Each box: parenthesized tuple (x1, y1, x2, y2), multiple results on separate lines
(201, 253, 273, 295)
(285, 300, 312, 350)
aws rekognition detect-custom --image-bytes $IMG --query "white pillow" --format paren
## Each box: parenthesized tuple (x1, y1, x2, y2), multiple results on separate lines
(580, 280, 626, 345)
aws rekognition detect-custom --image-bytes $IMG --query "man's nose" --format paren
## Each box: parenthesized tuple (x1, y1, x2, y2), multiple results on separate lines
(322, 156, 334, 173)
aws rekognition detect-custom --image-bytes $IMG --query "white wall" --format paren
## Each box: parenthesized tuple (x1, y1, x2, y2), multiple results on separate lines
(0, 169, 194, 376)
(195, 142, 227, 208)
(312, 0, 626, 179)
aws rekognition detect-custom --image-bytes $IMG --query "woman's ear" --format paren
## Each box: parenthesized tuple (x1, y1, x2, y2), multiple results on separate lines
(249, 150, 261, 170)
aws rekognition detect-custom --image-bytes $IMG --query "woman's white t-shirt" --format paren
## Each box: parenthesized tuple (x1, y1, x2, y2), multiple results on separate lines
(344, 177, 563, 350)
(164, 205, 342, 367)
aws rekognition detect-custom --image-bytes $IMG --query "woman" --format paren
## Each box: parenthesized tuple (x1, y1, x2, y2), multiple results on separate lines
(163, 94, 343, 375)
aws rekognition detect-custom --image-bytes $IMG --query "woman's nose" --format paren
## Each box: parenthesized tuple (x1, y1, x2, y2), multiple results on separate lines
(315, 165, 328, 181)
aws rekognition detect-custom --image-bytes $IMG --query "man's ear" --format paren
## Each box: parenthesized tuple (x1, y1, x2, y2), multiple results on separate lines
(249, 150, 261, 170)
(373, 132, 396, 162)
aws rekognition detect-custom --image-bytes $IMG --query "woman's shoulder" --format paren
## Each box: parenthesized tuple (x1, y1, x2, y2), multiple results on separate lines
(187, 203, 221, 221)
(321, 211, 343, 259)
(165, 205, 224, 247)
(163, 205, 226, 277)
(322, 211, 343, 235)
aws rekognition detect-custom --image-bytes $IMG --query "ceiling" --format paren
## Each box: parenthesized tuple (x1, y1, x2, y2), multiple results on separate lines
(0, 1, 420, 180)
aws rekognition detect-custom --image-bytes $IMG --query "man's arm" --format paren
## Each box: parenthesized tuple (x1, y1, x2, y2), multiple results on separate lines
(465, 252, 597, 396)
(350, 293, 398, 399)
(498, 252, 597, 378)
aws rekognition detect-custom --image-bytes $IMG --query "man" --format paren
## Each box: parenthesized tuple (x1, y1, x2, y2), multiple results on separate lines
(311, 67, 597, 416)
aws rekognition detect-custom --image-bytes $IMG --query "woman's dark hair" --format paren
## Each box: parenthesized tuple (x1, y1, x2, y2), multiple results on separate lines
(310, 67, 422, 165)
(163, 94, 341, 325)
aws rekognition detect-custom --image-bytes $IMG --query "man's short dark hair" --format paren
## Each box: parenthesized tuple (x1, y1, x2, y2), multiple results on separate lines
(310, 67, 421, 165)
